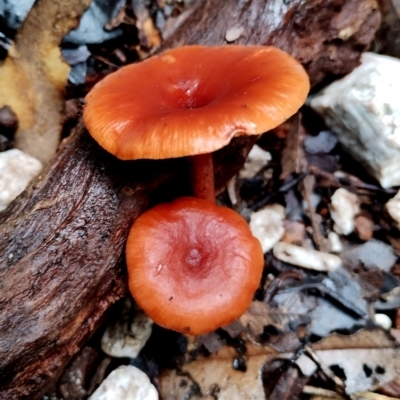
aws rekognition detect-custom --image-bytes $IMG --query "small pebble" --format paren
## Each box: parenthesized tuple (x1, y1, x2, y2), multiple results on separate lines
(374, 313, 392, 330)
(225, 26, 244, 42)
(0, 149, 42, 211)
(249, 204, 285, 253)
(327, 231, 343, 253)
(239, 145, 271, 179)
(101, 300, 153, 359)
(386, 189, 400, 230)
(273, 242, 342, 272)
(89, 365, 158, 400)
(329, 188, 360, 235)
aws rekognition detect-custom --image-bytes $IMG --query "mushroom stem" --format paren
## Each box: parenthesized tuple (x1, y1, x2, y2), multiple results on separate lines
(190, 152, 215, 202)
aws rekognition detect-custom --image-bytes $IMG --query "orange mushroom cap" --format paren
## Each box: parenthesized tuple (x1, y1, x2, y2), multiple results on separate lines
(83, 45, 309, 160)
(126, 197, 264, 335)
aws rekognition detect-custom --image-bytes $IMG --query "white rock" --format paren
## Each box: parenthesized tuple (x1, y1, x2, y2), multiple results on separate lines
(327, 231, 343, 253)
(374, 313, 392, 330)
(0, 149, 42, 211)
(273, 242, 342, 272)
(329, 188, 360, 235)
(249, 204, 285, 253)
(225, 26, 244, 42)
(89, 365, 158, 400)
(386, 189, 400, 230)
(308, 52, 400, 188)
(239, 145, 271, 179)
(101, 300, 153, 359)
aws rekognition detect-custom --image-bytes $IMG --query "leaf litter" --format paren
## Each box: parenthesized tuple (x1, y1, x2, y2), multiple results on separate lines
(1, 1, 400, 399)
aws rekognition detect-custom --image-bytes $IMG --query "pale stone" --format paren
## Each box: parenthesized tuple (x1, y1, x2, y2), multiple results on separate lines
(89, 365, 158, 400)
(239, 145, 271, 179)
(374, 313, 392, 330)
(386, 189, 400, 230)
(0, 149, 42, 211)
(225, 26, 244, 42)
(273, 242, 342, 272)
(327, 231, 343, 253)
(309, 52, 400, 188)
(329, 188, 360, 235)
(101, 300, 153, 359)
(249, 204, 285, 253)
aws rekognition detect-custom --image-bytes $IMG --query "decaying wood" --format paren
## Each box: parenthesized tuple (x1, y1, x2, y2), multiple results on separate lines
(161, 0, 381, 85)
(0, 0, 380, 399)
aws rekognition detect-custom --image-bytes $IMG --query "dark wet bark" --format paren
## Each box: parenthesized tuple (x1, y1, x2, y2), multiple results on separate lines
(0, 0, 380, 398)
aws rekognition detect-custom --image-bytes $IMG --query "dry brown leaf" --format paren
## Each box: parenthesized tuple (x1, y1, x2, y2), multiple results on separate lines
(353, 392, 400, 400)
(159, 342, 277, 400)
(311, 330, 395, 351)
(378, 371, 400, 399)
(160, 329, 399, 399)
(298, 330, 400, 395)
(239, 301, 276, 336)
(263, 359, 307, 400)
(0, 0, 91, 164)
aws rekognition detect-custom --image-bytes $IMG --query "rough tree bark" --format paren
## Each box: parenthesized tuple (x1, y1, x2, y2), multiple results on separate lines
(0, 0, 380, 399)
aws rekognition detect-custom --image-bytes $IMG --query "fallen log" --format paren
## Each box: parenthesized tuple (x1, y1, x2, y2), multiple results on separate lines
(0, 0, 380, 398)
(161, 0, 381, 85)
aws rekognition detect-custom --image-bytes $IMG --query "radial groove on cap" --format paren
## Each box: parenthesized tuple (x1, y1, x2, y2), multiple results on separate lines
(83, 45, 310, 160)
(126, 197, 264, 335)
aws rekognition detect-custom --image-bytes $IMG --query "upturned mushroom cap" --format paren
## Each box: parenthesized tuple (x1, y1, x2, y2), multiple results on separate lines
(83, 45, 309, 160)
(126, 197, 264, 335)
